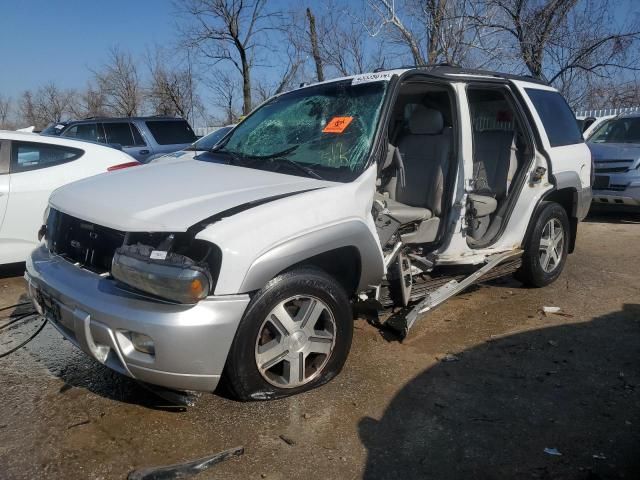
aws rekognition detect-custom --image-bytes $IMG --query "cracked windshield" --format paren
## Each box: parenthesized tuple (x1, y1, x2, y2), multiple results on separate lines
(212, 80, 388, 182)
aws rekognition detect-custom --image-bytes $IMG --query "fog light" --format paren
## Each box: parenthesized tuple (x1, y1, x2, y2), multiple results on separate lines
(129, 332, 155, 355)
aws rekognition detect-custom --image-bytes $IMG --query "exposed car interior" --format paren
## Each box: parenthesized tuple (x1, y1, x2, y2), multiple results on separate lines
(376, 82, 455, 246)
(466, 87, 532, 246)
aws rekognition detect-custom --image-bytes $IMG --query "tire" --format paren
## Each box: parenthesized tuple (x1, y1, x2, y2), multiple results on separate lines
(224, 267, 353, 401)
(516, 201, 570, 287)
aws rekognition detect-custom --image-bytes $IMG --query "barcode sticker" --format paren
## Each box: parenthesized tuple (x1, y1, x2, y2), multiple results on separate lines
(150, 250, 168, 260)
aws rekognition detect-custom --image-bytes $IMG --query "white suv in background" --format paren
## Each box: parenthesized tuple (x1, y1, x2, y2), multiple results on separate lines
(0, 131, 138, 264)
(26, 66, 591, 401)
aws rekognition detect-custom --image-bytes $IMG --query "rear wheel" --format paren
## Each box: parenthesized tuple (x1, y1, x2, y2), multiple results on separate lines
(516, 202, 570, 287)
(224, 267, 353, 401)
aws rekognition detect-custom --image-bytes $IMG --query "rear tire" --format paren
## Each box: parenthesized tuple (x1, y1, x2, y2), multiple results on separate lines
(516, 201, 570, 287)
(224, 267, 353, 401)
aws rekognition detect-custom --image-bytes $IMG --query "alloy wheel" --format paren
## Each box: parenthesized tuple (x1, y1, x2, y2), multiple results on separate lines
(255, 295, 336, 388)
(539, 218, 564, 273)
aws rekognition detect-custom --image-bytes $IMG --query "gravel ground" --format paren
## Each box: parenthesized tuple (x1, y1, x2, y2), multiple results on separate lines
(0, 210, 638, 480)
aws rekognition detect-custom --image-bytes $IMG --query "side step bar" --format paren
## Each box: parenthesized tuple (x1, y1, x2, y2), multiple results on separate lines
(400, 249, 524, 336)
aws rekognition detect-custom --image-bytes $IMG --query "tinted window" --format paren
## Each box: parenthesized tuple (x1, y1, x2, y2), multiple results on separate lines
(11, 142, 83, 173)
(525, 89, 583, 147)
(64, 123, 102, 142)
(145, 120, 197, 145)
(103, 122, 135, 147)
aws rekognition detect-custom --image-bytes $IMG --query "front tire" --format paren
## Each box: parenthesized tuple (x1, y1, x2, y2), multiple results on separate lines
(516, 201, 570, 287)
(224, 267, 353, 401)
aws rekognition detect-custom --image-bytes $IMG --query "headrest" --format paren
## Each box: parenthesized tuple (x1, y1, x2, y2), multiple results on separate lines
(408, 106, 444, 135)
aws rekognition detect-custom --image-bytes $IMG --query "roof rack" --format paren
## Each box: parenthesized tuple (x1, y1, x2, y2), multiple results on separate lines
(79, 115, 184, 121)
(373, 64, 548, 86)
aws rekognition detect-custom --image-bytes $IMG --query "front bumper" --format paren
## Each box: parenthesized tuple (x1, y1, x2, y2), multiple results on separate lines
(592, 174, 640, 207)
(25, 245, 250, 392)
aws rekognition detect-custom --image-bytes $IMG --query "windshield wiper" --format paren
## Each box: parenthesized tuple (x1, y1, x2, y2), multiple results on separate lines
(272, 156, 324, 180)
(247, 148, 325, 180)
(210, 147, 245, 165)
(212, 145, 324, 180)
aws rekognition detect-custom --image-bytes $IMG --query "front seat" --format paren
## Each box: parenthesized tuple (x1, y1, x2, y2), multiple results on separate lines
(382, 106, 452, 243)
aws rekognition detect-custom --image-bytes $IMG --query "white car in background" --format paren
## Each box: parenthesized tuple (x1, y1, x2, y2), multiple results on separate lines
(0, 131, 139, 264)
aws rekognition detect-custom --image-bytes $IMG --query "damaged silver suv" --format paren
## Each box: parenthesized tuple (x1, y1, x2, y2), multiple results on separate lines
(25, 66, 591, 400)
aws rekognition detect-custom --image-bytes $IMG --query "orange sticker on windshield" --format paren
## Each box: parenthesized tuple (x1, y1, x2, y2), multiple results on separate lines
(323, 116, 353, 133)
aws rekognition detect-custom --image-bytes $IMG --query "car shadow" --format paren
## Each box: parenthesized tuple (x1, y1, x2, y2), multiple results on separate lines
(584, 208, 640, 224)
(359, 304, 640, 479)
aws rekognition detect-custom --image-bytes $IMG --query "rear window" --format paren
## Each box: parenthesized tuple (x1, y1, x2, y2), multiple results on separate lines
(525, 89, 583, 147)
(11, 141, 83, 173)
(145, 120, 196, 145)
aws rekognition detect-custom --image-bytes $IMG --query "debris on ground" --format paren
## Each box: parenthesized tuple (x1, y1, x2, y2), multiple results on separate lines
(441, 353, 460, 362)
(0, 305, 46, 359)
(592, 453, 607, 460)
(543, 447, 562, 456)
(542, 306, 561, 314)
(67, 419, 90, 430)
(279, 434, 296, 446)
(127, 446, 244, 480)
(548, 340, 559, 347)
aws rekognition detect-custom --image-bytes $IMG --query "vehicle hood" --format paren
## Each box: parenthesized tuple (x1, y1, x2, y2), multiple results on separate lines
(49, 160, 333, 232)
(588, 142, 640, 163)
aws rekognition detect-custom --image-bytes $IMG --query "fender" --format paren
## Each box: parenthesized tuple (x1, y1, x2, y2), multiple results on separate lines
(552, 171, 592, 220)
(239, 220, 384, 293)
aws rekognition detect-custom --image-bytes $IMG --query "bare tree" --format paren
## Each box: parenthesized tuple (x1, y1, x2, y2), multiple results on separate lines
(321, 7, 387, 76)
(306, 7, 325, 81)
(69, 82, 109, 119)
(0, 95, 11, 128)
(207, 69, 241, 125)
(178, 0, 281, 115)
(367, 0, 481, 66)
(17, 83, 74, 129)
(147, 47, 201, 120)
(478, 0, 640, 86)
(93, 47, 142, 116)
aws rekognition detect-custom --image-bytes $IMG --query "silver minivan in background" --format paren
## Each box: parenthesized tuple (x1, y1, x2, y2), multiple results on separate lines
(588, 112, 640, 209)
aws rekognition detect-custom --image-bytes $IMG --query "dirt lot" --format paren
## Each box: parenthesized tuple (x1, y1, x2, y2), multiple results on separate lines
(1, 211, 639, 480)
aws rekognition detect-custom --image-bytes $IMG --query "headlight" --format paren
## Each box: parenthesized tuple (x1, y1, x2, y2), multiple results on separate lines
(111, 245, 212, 304)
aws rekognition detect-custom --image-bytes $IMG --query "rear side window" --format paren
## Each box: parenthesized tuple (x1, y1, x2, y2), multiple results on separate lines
(64, 123, 104, 143)
(525, 89, 583, 147)
(145, 120, 196, 145)
(11, 141, 83, 173)
(103, 122, 136, 147)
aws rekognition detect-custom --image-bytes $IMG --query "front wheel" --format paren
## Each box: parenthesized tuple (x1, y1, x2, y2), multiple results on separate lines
(224, 267, 353, 401)
(516, 202, 570, 287)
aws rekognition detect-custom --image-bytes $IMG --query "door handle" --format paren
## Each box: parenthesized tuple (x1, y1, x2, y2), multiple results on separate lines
(139, 149, 150, 155)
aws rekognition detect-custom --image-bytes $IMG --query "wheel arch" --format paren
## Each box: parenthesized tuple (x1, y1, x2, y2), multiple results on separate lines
(526, 186, 578, 254)
(238, 221, 384, 296)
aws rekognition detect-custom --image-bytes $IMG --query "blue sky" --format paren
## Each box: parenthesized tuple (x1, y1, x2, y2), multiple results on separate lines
(0, 1, 177, 97)
(0, 0, 636, 103)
